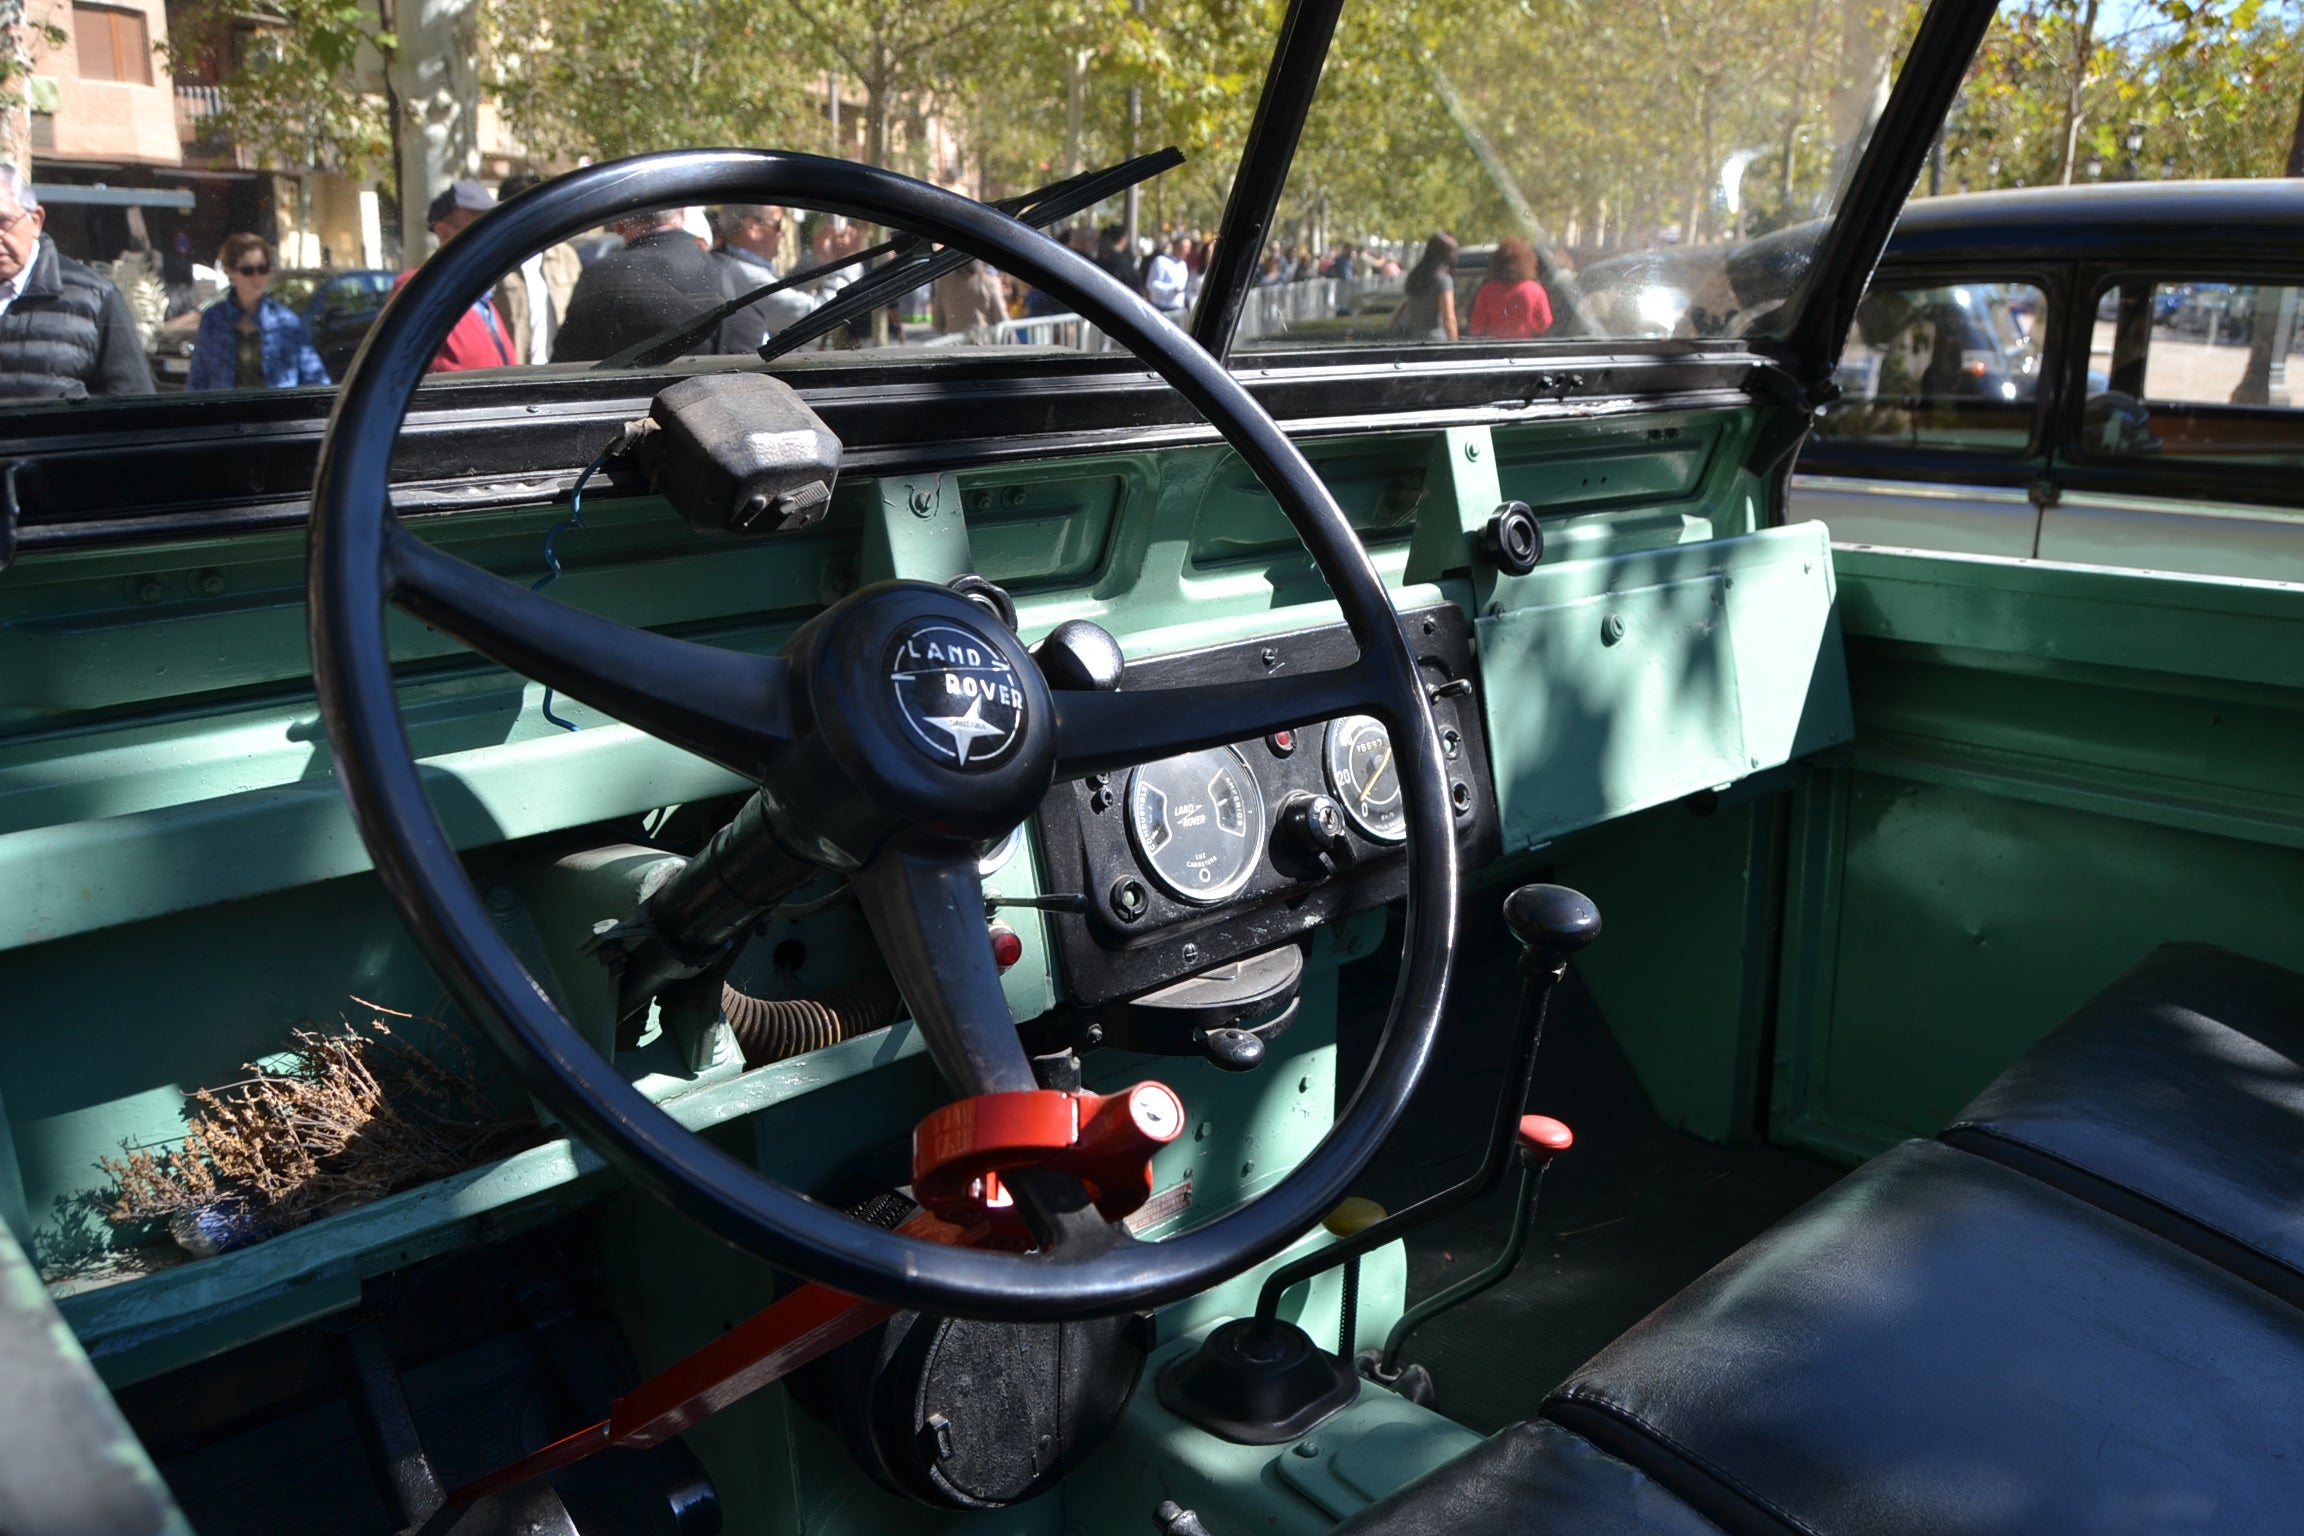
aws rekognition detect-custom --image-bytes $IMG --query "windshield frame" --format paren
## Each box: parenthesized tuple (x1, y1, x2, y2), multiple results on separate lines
(0, 0, 1999, 564)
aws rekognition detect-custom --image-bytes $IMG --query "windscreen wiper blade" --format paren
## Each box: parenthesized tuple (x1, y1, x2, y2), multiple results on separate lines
(594, 147, 1184, 372)
(754, 148, 1182, 364)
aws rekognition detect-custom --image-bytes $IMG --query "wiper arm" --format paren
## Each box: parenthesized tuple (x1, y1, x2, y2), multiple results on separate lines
(755, 148, 1182, 364)
(594, 147, 1184, 372)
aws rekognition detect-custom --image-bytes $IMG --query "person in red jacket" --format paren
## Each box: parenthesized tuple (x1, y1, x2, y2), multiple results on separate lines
(1469, 237, 1554, 340)
(391, 181, 515, 372)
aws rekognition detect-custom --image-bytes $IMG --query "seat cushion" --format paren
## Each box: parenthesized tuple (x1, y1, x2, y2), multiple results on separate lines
(1330, 1419, 1723, 1536)
(1548, 1139, 2304, 1535)
(1945, 941, 2304, 1305)
(1342, 1139, 2304, 1535)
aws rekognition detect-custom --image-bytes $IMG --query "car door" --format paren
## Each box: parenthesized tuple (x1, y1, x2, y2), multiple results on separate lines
(2038, 266, 2304, 581)
(1790, 265, 2060, 557)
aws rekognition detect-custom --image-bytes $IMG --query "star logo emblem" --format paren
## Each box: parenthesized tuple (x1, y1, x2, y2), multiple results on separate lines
(922, 696, 1008, 766)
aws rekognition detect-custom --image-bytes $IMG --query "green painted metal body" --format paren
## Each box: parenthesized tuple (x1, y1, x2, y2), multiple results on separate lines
(5, 373, 2296, 1533)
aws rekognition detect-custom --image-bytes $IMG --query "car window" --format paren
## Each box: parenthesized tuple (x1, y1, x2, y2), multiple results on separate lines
(1816, 281, 2046, 453)
(2083, 280, 2304, 469)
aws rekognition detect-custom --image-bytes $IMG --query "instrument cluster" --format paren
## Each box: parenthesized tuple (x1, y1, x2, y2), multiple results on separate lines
(1036, 603, 1498, 1007)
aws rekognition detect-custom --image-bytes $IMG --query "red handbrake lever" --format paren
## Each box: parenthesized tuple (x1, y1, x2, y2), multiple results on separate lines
(449, 1078, 1183, 1505)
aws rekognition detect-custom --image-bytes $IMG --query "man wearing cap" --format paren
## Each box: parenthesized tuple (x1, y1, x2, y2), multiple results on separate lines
(392, 180, 515, 372)
(551, 206, 728, 364)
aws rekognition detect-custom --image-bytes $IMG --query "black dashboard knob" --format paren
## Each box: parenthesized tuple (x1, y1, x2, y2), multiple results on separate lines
(1279, 793, 1351, 862)
(1501, 884, 1601, 959)
(1031, 619, 1126, 692)
(1480, 501, 1544, 576)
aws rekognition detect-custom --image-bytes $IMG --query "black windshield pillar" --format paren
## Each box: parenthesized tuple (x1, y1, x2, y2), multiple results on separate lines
(1190, 0, 1348, 362)
(1781, 0, 1998, 388)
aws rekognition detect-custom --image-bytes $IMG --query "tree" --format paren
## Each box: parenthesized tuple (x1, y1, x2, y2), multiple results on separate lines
(486, 0, 825, 163)
(168, 0, 394, 257)
(0, 2, 64, 175)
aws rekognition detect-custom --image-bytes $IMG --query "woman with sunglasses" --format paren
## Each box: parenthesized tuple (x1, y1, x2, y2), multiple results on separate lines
(187, 233, 330, 390)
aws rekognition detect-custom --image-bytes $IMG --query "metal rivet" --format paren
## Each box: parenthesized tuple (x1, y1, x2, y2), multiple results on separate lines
(1260, 647, 1280, 668)
(1004, 486, 1028, 506)
(1083, 1022, 1104, 1046)
(966, 489, 991, 513)
(910, 487, 936, 516)
(1464, 440, 1480, 461)
(194, 569, 226, 597)
(1181, 942, 1201, 965)
(1440, 728, 1462, 760)
(1601, 612, 1626, 645)
(1293, 1440, 1320, 1458)
(131, 576, 164, 604)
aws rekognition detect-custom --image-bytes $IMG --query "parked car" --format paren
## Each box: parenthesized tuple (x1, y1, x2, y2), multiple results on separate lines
(1793, 181, 2304, 579)
(146, 267, 397, 389)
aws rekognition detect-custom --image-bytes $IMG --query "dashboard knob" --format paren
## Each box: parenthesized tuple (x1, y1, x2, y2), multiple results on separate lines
(1279, 793, 1351, 863)
(1480, 500, 1544, 576)
(1031, 619, 1126, 692)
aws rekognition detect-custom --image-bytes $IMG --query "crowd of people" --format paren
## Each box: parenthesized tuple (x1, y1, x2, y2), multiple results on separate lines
(0, 158, 1567, 402)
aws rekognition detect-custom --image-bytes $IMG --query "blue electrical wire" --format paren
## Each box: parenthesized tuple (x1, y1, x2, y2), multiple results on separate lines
(532, 449, 612, 731)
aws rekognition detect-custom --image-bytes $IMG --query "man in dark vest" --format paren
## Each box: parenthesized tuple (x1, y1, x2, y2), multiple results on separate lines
(0, 166, 153, 399)
(551, 206, 728, 363)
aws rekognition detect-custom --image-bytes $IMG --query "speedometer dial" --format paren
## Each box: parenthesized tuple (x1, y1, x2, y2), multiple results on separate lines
(1127, 746, 1266, 903)
(1325, 715, 1406, 843)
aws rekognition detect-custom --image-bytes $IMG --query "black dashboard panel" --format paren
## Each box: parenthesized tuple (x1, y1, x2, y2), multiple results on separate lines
(1035, 602, 1498, 1008)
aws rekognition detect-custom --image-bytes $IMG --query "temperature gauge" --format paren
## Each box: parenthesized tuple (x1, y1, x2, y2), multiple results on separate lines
(1324, 715, 1406, 843)
(1127, 746, 1266, 903)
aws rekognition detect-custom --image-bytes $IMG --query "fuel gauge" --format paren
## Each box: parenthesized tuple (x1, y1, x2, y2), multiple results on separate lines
(1324, 715, 1406, 843)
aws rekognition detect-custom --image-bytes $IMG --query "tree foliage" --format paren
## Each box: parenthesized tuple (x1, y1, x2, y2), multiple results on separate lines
(169, 0, 394, 182)
(462, 0, 2304, 255)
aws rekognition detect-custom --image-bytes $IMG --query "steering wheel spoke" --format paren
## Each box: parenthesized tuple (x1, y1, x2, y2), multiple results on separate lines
(1050, 660, 1386, 780)
(384, 521, 795, 781)
(851, 842, 1036, 1096)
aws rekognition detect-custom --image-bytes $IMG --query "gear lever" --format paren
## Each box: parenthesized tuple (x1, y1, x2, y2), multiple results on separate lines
(1156, 885, 1599, 1443)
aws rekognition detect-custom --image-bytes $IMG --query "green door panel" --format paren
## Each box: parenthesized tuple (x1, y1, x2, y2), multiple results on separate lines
(1478, 522, 1850, 852)
(1776, 768, 2304, 1161)
(1775, 546, 2304, 1162)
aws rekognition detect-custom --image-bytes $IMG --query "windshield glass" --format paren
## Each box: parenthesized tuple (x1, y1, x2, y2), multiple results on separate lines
(9, 0, 1270, 408)
(1232, 0, 1933, 354)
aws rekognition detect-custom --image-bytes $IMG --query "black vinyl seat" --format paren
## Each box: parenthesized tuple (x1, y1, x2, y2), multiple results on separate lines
(1337, 943, 2304, 1536)
(1945, 942, 2304, 1308)
(1340, 1141, 2304, 1535)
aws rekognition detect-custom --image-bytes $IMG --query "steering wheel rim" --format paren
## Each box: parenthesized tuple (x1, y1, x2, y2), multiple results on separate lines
(309, 149, 1458, 1320)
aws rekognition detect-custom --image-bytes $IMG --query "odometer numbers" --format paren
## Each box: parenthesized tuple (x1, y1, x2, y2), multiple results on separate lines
(1324, 715, 1406, 843)
(1127, 746, 1267, 903)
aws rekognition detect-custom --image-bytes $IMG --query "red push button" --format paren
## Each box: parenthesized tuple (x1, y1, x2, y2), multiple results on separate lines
(1269, 729, 1295, 755)
(1517, 1114, 1573, 1158)
(989, 923, 1024, 971)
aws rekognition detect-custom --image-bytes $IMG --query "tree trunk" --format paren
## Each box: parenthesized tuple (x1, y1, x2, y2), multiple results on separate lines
(1063, 44, 1087, 178)
(2053, 0, 2101, 187)
(0, 0, 29, 176)
(2229, 86, 2304, 404)
(386, 0, 480, 258)
(1823, 0, 1892, 192)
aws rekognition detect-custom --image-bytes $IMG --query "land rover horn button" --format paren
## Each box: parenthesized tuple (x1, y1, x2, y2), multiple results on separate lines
(886, 619, 1027, 771)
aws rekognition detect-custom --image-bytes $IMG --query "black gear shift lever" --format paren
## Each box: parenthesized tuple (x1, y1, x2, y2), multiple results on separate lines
(1157, 885, 1599, 1444)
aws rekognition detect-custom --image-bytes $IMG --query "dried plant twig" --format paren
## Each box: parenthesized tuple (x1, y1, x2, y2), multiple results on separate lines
(101, 1009, 533, 1257)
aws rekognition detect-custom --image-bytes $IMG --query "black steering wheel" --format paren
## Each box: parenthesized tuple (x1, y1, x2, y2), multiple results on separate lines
(309, 150, 1458, 1320)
